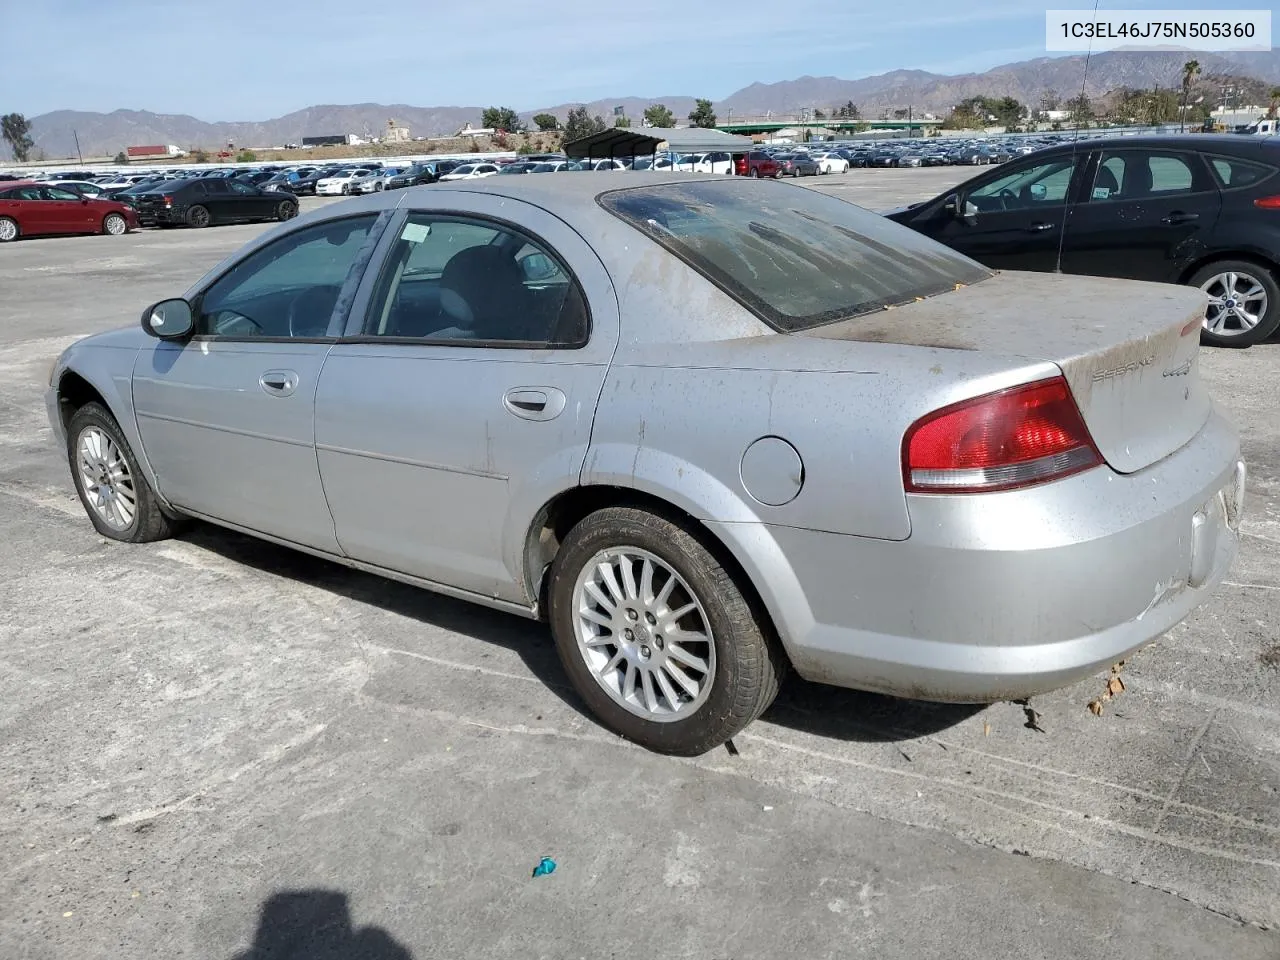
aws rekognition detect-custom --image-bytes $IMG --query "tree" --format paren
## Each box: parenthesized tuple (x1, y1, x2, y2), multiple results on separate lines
(481, 106, 522, 133)
(113, 151, 128, 164)
(532, 113, 559, 131)
(1180, 60, 1201, 130)
(517, 141, 534, 155)
(1268, 86, 1280, 119)
(614, 115, 631, 128)
(1065, 93, 1094, 122)
(688, 98, 717, 128)
(643, 103, 675, 128)
(2, 113, 33, 162)
(812, 108, 826, 120)
(1040, 89, 1061, 112)
(835, 100, 860, 120)
(563, 106, 607, 143)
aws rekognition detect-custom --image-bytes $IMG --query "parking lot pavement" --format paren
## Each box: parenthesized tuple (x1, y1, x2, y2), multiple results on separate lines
(1, 176, 1278, 958)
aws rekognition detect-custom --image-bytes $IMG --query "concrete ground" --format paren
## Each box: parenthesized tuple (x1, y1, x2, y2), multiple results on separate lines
(1, 170, 1277, 959)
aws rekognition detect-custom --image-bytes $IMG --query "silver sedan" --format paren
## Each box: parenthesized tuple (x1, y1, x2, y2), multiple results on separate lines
(46, 174, 1244, 755)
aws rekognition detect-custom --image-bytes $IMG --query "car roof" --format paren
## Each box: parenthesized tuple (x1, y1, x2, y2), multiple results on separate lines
(1, 180, 40, 190)
(1037, 133, 1275, 154)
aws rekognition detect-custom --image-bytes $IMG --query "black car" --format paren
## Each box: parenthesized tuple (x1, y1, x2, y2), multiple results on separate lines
(283, 166, 343, 196)
(131, 177, 299, 228)
(384, 161, 462, 190)
(887, 135, 1280, 346)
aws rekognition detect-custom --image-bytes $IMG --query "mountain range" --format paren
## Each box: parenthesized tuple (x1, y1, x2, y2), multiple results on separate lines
(24, 50, 1280, 159)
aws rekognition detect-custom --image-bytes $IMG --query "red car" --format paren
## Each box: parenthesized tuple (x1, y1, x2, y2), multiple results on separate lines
(0, 181, 139, 242)
(733, 151, 782, 178)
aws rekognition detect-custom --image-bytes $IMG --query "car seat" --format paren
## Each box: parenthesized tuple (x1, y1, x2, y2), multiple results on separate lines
(439, 246, 537, 341)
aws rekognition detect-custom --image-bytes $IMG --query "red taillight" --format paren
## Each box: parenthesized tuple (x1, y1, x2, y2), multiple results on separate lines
(1255, 195, 1280, 210)
(162, 195, 172, 207)
(903, 377, 1102, 494)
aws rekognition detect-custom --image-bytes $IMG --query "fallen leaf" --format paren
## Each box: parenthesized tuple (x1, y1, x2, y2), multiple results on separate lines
(1107, 676, 1125, 696)
(1088, 699, 1104, 716)
(982, 721, 991, 737)
(62, 912, 73, 918)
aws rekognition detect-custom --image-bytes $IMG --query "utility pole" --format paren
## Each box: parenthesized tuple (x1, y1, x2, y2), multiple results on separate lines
(72, 129, 83, 164)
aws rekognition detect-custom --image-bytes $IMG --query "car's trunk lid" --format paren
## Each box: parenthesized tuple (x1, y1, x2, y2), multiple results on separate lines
(800, 270, 1210, 474)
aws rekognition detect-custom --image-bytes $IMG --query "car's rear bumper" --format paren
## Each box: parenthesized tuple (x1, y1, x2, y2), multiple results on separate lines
(713, 407, 1243, 702)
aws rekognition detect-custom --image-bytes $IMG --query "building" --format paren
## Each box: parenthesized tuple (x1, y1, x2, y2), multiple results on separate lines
(301, 134, 361, 147)
(385, 119, 410, 143)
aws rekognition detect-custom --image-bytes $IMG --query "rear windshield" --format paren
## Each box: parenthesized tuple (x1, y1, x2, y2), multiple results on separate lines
(598, 180, 991, 332)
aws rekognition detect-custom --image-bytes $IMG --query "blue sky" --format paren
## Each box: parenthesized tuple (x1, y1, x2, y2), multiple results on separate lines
(12, 0, 1222, 119)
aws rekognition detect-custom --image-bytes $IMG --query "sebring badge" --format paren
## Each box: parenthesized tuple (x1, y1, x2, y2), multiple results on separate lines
(1091, 355, 1155, 383)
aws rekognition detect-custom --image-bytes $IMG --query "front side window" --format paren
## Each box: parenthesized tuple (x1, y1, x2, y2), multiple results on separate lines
(600, 179, 990, 332)
(45, 187, 81, 201)
(363, 213, 589, 347)
(195, 215, 378, 339)
(967, 157, 1078, 211)
(227, 180, 256, 195)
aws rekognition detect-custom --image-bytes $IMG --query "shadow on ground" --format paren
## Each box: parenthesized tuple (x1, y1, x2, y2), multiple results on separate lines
(230, 889, 413, 960)
(182, 523, 982, 746)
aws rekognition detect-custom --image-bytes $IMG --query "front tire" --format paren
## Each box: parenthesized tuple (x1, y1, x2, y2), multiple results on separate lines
(102, 212, 127, 236)
(276, 199, 298, 221)
(67, 402, 178, 543)
(548, 507, 785, 755)
(1192, 260, 1280, 347)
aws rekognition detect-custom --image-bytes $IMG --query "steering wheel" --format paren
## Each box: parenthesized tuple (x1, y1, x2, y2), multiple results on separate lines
(287, 285, 341, 338)
(995, 187, 1020, 209)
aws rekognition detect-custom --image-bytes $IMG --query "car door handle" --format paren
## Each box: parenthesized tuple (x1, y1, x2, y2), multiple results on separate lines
(1027, 222, 1056, 232)
(503, 387, 566, 421)
(1161, 211, 1200, 225)
(259, 370, 299, 397)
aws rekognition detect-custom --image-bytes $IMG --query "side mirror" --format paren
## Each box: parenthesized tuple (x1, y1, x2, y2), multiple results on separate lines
(945, 194, 977, 224)
(141, 298, 194, 340)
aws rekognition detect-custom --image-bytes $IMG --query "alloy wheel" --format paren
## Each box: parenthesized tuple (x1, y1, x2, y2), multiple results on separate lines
(1201, 270, 1269, 336)
(76, 426, 137, 532)
(104, 213, 126, 235)
(572, 547, 716, 722)
(0, 218, 16, 241)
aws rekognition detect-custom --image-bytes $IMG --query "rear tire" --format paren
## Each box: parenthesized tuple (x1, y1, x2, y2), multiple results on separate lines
(548, 507, 786, 756)
(187, 205, 211, 228)
(0, 216, 17, 242)
(67, 402, 178, 543)
(1192, 260, 1280, 347)
(749, 169, 759, 178)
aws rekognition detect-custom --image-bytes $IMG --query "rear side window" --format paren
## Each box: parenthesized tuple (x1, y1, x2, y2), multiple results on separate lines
(1206, 154, 1276, 189)
(599, 180, 991, 332)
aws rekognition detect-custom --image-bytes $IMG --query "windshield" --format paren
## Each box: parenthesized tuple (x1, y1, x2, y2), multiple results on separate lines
(599, 180, 991, 332)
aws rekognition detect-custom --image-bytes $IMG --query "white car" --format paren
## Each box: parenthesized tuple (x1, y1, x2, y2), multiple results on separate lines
(351, 168, 401, 195)
(680, 152, 732, 175)
(812, 152, 850, 174)
(315, 169, 374, 195)
(438, 163, 501, 181)
(47, 180, 110, 199)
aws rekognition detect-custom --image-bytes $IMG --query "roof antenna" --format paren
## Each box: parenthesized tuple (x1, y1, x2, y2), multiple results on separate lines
(1055, 0, 1101, 274)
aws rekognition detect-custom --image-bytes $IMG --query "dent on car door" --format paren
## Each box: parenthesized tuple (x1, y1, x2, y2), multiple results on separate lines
(132, 213, 384, 548)
(314, 203, 620, 604)
(923, 154, 1084, 272)
(1059, 149, 1222, 283)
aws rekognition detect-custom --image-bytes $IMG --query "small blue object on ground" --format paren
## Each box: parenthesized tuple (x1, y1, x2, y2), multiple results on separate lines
(531, 857, 556, 878)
